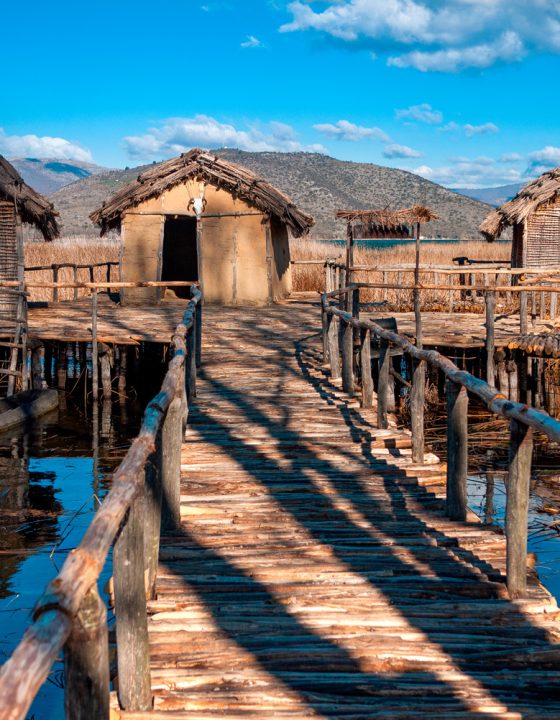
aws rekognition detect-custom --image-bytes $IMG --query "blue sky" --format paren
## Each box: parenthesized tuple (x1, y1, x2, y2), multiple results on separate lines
(2, 0, 560, 187)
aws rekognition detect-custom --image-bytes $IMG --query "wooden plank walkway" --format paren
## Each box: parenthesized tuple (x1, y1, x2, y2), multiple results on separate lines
(0, 294, 547, 347)
(116, 303, 560, 720)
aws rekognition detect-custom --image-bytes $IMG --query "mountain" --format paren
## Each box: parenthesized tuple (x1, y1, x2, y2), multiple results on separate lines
(11, 157, 109, 195)
(50, 151, 494, 239)
(452, 183, 524, 207)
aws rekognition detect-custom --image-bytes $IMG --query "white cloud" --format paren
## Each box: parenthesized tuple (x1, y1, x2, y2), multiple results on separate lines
(383, 143, 422, 159)
(525, 146, 560, 176)
(464, 122, 499, 137)
(414, 156, 524, 188)
(395, 103, 442, 125)
(0, 128, 93, 162)
(241, 35, 263, 48)
(500, 152, 523, 163)
(313, 119, 389, 142)
(124, 115, 325, 160)
(281, 1, 558, 72)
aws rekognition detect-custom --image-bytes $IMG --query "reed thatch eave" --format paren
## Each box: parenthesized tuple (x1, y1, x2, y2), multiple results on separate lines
(90, 149, 315, 238)
(336, 204, 439, 239)
(0, 156, 60, 240)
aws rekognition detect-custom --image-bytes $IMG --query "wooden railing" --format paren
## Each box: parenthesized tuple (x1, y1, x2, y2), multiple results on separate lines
(0, 285, 202, 720)
(322, 284, 560, 601)
(25, 261, 121, 302)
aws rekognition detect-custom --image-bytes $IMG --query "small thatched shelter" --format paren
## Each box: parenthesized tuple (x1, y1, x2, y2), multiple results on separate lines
(0, 156, 59, 317)
(480, 168, 560, 267)
(91, 149, 314, 305)
(336, 206, 439, 240)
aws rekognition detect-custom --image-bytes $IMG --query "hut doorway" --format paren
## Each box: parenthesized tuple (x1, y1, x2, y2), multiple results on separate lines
(161, 216, 198, 299)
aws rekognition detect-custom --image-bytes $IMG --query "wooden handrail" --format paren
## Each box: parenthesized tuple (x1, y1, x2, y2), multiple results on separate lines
(322, 286, 556, 600)
(25, 261, 120, 272)
(0, 286, 202, 720)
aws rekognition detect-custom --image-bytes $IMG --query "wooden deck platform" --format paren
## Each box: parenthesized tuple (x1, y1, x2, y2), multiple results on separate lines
(118, 303, 560, 719)
(6, 294, 551, 348)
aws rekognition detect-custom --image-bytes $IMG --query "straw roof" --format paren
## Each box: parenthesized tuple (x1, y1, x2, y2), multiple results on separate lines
(336, 205, 439, 239)
(0, 156, 59, 240)
(90, 149, 314, 237)
(481, 168, 560, 241)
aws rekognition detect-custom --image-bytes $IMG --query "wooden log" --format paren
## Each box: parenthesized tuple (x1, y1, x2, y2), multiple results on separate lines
(73, 266, 79, 302)
(92, 290, 99, 403)
(52, 265, 59, 303)
(485, 290, 496, 387)
(195, 303, 202, 369)
(341, 318, 354, 396)
(63, 584, 109, 720)
(520, 291, 528, 334)
(118, 346, 127, 396)
(497, 356, 508, 399)
(411, 359, 425, 463)
(506, 419, 533, 599)
(144, 446, 162, 601)
(186, 326, 197, 400)
(57, 343, 67, 391)
(99, 346, 112, 401)
(0, 389, 59, 433)
(327, 314, 340, 380)
(113, 493, 152, 711)
(321, 303, 329, 364)
(360, 328, 373, 409)
(161, 395, 183, 532)
(446, 379, 468, 521)
(551, 291, 557, 319)
(31, 342, 43, 391)
(377, 338, 390, 430)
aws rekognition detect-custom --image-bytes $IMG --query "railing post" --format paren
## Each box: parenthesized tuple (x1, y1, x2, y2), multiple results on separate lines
(144, 443, 162, 601)
(73, 266, 79, 302)
(520, 290, 528, 334)
(63, 585, 109, 720)
(92, 289, 99, 403)
(377, 337, 390, 429)
(113, 490, 152, 711)
(341, 317, 354, 395)
(161, 393, 183, 532)
(446, 379, 468, 521)
(327, 312, 340, 379)
(186, 325, 197, 400)
(506, 419, 533, 599)
(485, 289, 496, 387)
(322, 300, 330, 364)
(411, 358, 425, 463)
(195, 299, 202, 369)
(360, 327, 373, 408)
(53, 264, 59, 303)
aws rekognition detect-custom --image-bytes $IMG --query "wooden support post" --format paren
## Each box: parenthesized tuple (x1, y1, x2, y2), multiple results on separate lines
(113, 493, 152, 711)
(377, 338, 390, 429)
(448, 275, 453, 313)
(485, 290, 496, 387)
(31, 342, 43, 390)
(497, 352, 509, 399)
(53, 265, 59, 303)
(118, 346, 127, 396)
(551, 291, 557, 320)
(73, 266, 79, 302)
(414, 223, 423, 350)
(99, 346, 112, 401)
(446, 379, 468, 521)
(89, 266, 95, 284)
(144, 446, 162, 601)
(507, 357, 519, 403)
(520, 291, 528, 334)
(382, 271, 388, 301)
(327, 314, 340, 380)
(531, 291, 537, 327)
(360, 328, 373, 408)
(186, 326, 197, 400)
(411, 359, 425, 463)
(161, 395, 183, 532)
(506, 419, 533, 599)
(341, 318, 354, 396)
(346, 223, 354, 288)
(322, 303, 330, 364)
(91, 290, 99, 403)
(64, 585, 109, 720)
(351, 286, 360, 372)
(195, 302, 202, 369)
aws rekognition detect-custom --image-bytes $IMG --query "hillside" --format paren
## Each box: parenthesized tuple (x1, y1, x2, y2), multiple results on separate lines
(50, 151, 493, 239)
(11, 158, 108, 195)
(452, 182, 523, 207)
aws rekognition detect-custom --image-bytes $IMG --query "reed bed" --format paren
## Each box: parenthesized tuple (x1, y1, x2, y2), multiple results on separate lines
(24, 236, 121, 302)
(291, 237, 514, 313)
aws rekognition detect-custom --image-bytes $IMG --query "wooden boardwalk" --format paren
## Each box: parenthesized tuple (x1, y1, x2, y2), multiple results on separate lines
(0, 294, 548, 347)
(116, 303, 560, 720)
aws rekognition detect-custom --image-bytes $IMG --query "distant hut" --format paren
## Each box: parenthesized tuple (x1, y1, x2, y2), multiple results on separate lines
(480, 168, 560, 267)
(0, 156, 59, 319)
(90, 149, 314, 305)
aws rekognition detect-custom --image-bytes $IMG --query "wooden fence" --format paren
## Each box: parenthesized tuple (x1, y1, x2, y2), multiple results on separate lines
(322, 284, 560, 602)
(0, 285, 202, 720)
(25, 262, 121, 302)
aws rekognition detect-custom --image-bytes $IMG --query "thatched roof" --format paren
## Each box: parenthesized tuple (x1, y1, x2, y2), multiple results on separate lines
(0, 156, 59, 240)
(481, 168, 560, 241)
(90, 149, 314, 237)
(336, 205, 439, 239)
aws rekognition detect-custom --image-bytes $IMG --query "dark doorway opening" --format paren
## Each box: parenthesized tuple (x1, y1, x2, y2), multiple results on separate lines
(161, 216, 198, 299)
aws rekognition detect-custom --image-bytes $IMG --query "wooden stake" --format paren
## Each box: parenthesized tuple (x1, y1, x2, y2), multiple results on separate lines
(144, 448, 162, 601)
(485, 290, 496, 387)
(91, 290, 99, 403)
(327, 314, 340, 380)
(411, 359, 425, 463)
(360, 328, 373, 409)
(161, 395, 183, 532)
(63, 585, 109, 720)
(341, 319, 354, 395)
(506, 419, 533, 599)
(446, 379, 468, 521)
(377, 338, 390, 430)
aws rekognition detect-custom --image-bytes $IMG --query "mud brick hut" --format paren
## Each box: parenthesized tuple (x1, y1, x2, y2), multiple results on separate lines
(0, 156, 59, 318)
(481, 168, 560, 267)
(90, 149, 314, 305)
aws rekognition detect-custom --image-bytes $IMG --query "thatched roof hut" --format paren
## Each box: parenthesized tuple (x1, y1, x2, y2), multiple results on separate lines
(91, 149, 314, 305)
(0, 156, 59, 241)
(480, 168, 560, 267)
(336, 205, 439, 239)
